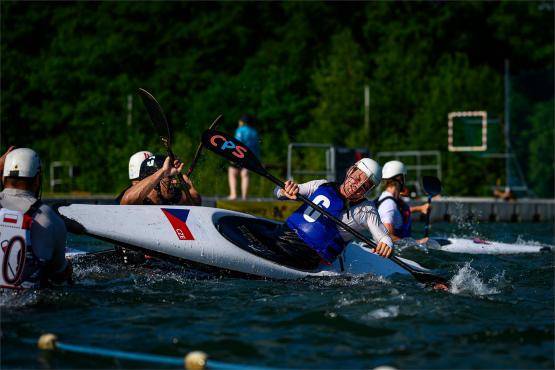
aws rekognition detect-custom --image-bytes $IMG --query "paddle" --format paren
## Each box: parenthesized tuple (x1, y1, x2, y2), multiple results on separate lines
(185, 114, 222, 178)
(201, 129, 449, 288)
(137, 88, 193, 202)
(422, 176, 442, 238)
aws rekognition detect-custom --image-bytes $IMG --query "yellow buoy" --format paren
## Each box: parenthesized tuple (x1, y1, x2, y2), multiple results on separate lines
(184, 350, 207, 370)
(38, 334, 58, 350)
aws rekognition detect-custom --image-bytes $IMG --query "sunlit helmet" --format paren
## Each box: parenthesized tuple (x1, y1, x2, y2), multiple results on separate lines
(382, 160, 406, 180)
(128, 150, 153, 180)
(2, 148, 41, 178)
(139, 154, 166, 180)
(344, 158, 382, 198)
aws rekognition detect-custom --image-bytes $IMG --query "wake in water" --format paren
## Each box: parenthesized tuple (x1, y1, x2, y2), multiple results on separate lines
(448, 261, 507, 296)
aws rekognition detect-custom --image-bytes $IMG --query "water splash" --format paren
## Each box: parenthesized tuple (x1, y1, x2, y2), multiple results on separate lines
(361, 305, 400, 320)
(449, 262, 501, 295)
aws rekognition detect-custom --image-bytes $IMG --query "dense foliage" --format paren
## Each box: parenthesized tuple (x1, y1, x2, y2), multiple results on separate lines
(1, 2, 553, 197)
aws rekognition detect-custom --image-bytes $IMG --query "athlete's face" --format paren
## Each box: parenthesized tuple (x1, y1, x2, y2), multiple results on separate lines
(159, 177, 181, 201)
(341, 167, 374, 201)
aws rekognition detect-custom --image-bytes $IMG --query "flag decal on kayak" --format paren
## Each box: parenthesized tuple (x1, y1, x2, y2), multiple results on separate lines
(161, 208, 194, 240)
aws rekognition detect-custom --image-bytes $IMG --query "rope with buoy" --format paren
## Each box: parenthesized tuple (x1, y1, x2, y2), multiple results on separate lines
(32, 334, 275, 370)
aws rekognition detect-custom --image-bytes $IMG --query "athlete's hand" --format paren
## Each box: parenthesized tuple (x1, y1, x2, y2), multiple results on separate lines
(372, 241, 393, 258)
(421, 203, 431, 214)
(162, 157, 184, 177)
(281, 180, 299, 200)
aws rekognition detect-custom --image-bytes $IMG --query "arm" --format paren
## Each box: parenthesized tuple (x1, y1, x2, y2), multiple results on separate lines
(179, 174, 202, 206)
(377, 199, 402, 241)
(120, 168, 166, 205)
(0, 146, 16, 185)
(121, 157, 179, 205)
(410, 203, 430, 215)
(275, 179, 327, 200)
(383, 222, 402, 242)
(361, 206, 394, 258)
(47, 209, 73, 285)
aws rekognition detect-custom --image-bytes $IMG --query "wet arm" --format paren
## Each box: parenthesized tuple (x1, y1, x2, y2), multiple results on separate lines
(120, 169, 166, 205)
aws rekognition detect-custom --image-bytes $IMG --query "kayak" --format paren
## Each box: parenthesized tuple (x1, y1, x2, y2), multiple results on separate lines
(55, 204, 429, 280)
(429, 237, 553, 254)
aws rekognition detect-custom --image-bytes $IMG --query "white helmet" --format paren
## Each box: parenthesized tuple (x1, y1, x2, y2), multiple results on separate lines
(382, 160, 406, 180)
(3, 148, 41, 178)
(354, 158, 382, 194)
(128, 150, 152, 180)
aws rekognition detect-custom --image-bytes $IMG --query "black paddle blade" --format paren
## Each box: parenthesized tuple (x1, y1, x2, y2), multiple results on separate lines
(201, 129, 266, 177)
(390, 256, 449, 289)
(422, 176, 442, 197)
(137, 88, 172, 149)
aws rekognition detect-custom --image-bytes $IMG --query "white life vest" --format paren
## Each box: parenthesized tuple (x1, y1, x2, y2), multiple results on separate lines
(0, 203, 43, 289)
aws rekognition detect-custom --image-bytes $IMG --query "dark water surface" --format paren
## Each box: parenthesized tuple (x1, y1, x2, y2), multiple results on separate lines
(2, 222, 554, 369)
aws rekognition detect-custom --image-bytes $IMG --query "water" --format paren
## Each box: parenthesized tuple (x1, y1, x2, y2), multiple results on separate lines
(1, 222, 554, 369)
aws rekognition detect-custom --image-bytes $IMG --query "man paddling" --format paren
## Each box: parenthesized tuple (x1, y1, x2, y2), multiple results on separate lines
(115, 150, 153, 204)
(0, 147, 73, 288)
(274, 158, 394, 269)
(376, 160, 430, 244)
(120, 154, 201, 206)
(117, 153, 201, 264)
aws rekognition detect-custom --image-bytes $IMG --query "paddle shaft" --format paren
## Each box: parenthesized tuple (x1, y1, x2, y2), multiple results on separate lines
(137, 88, 194, 203)
(200, 129, 448, 286)
(424, 196, 432, 237)
(185, 114, 222, 178)
(421, 176, 441, 238)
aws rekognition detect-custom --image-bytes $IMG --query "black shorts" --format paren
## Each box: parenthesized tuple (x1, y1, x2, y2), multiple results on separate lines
(273, 224, 322, 270)
(229, 161, 242, 169)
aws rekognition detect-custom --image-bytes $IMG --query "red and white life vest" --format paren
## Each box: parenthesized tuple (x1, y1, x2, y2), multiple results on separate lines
(0, 203, 43, 289)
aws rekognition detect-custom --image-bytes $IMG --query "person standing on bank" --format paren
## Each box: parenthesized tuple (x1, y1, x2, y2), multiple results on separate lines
(376, 160, 430, 244)
(274, 158, 393, 270)
(0, 147, 72, 288)
(228, 114, 260, 200)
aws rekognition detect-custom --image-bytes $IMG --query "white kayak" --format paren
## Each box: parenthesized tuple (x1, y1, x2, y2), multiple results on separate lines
(429, 237, 553, 254)
(55, 204, 429, 280)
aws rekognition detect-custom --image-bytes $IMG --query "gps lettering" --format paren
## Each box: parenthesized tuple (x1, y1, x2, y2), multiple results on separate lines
(210, 135, 247, 158)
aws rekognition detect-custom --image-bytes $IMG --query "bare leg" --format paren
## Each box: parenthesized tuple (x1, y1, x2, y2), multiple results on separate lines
(241, 168, 249, 200)
(228, 166, 238, 200)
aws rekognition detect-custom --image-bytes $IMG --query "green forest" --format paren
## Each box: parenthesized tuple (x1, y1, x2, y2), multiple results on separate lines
(1, 1, 553, 198)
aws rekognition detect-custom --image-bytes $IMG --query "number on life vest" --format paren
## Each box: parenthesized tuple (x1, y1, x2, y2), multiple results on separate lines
(303, 195, 330, 222)
(1, 236, 26, 285)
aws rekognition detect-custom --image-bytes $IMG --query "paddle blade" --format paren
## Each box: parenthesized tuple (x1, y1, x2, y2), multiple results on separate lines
(201, 129, 266, 176)
(390, 256, 449, 289)
(422, 176, 442, 197)
(137, 88, 172, 149)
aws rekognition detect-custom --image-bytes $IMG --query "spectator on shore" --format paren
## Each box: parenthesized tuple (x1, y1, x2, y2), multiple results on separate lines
(228, 114, 260, 200)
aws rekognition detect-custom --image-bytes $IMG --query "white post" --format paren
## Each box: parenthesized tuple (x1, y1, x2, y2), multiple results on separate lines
(364, 85, 370, 141)
(127, 94, 133, 127)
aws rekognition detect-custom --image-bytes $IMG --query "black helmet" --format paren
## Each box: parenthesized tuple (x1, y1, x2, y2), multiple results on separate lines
(139, 154, 166, 179)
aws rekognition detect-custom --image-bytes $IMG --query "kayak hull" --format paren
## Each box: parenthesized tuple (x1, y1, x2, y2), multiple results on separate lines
(56, 204, 418, 279)
(431, 237, 552, 254)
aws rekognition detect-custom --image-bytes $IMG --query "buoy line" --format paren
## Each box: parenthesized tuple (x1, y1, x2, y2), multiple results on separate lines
(24, 334, 276, 370)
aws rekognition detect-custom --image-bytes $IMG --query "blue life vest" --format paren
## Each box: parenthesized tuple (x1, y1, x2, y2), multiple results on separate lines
(286, 183, 346, 263)
(375, 196, 412, 238)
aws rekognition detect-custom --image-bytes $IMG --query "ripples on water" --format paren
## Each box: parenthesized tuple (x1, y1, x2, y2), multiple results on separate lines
(1, 222, 554, 369)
